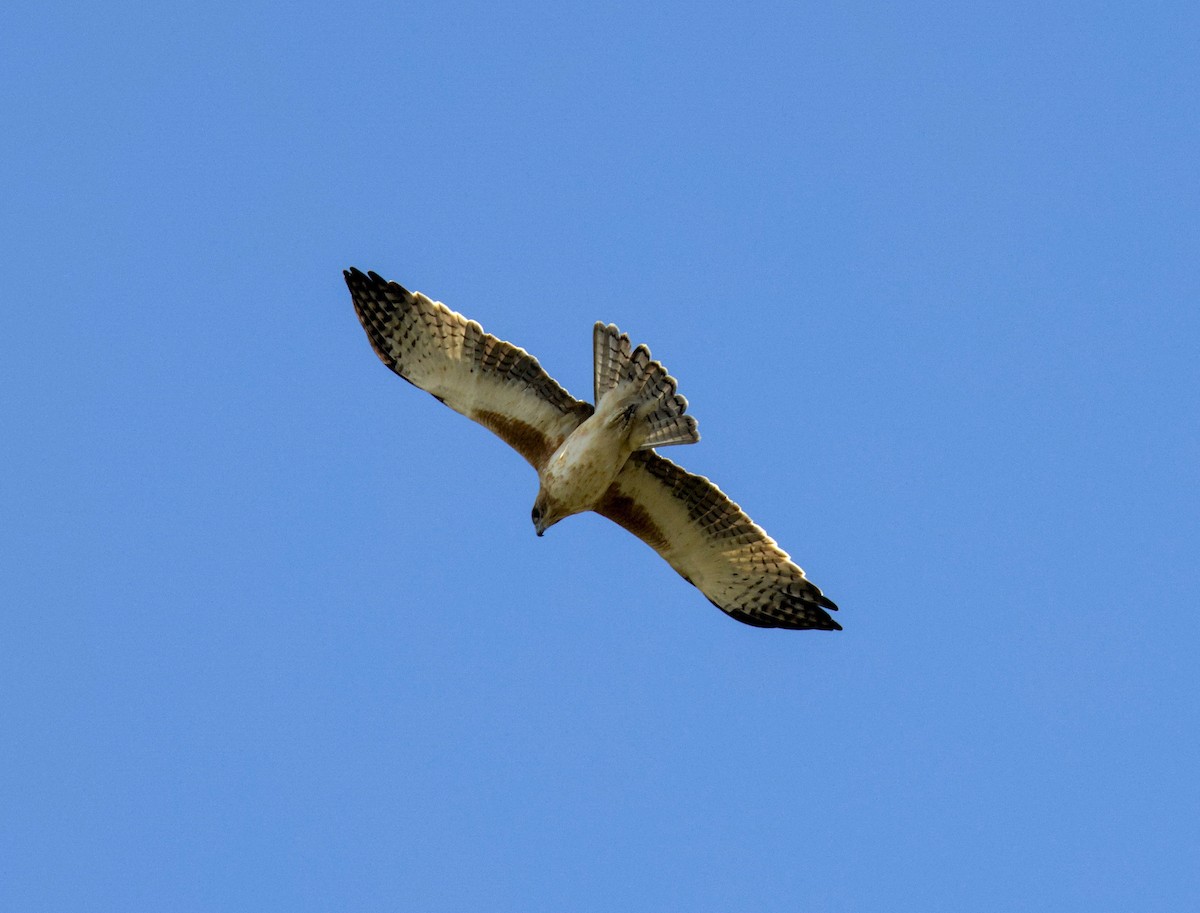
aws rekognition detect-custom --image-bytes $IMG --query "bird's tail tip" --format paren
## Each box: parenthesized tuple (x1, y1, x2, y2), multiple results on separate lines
(592, 323, 700, 450)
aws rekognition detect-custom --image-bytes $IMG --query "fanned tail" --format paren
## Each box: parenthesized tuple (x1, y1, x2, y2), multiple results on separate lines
(593, 323, 700, 450)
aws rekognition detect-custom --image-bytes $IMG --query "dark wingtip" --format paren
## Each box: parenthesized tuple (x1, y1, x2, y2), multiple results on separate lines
(717, 596, 844, 631)
(797, 610, 842, 632)
(344, 268, 416, 301)
(801, 606, 842, 631)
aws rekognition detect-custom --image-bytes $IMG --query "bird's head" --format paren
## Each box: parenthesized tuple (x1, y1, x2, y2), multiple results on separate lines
(531, 490, 565, 538)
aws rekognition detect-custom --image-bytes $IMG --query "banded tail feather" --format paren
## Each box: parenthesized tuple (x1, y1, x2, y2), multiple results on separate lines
(592, 322, 700, 450)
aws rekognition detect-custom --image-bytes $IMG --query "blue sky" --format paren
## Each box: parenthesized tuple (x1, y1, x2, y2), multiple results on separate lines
(3, 1, 1197, 910)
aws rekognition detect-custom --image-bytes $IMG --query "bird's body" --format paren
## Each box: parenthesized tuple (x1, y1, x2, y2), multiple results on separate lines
(346, 268, 840, 631)
(538, 395, 637, 527)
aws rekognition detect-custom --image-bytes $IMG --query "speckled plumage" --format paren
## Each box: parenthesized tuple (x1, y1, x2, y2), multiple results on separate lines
(347, 268, 839, 631)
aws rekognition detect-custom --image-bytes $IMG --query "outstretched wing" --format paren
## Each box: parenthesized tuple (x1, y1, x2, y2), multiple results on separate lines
(346, 268, 593, 470)
(596, 451, 840, 630)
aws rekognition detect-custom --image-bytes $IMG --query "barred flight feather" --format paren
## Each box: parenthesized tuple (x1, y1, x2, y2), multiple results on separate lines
(347, 268, 592, 469)
(596, 452, 839, 630)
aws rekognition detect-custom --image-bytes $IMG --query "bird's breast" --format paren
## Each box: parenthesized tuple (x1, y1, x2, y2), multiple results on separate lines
(541, 419, 632, 514)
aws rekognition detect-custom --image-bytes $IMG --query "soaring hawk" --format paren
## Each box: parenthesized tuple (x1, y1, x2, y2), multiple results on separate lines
(347, 268, 840, 631)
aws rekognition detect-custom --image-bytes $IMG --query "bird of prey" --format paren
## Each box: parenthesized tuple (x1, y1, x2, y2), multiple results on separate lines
(346, 268, 840, 630)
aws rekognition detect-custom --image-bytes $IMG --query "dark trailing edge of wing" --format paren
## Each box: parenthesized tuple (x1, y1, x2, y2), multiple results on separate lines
(713, 599, 841, 631)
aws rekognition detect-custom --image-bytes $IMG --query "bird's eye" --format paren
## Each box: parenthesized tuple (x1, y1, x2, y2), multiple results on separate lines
(532, 506, 542, 523)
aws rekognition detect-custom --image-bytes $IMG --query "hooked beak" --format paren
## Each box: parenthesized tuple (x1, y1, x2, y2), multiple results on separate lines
(534, 520, 546, 538)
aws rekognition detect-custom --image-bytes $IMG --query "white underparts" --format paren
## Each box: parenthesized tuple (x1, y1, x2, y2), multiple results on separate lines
(540, 394, 637, 517)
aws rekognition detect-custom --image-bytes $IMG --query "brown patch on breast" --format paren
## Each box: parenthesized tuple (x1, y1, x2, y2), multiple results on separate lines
(596, 491, 671, 555)
(473, 410, 555, 468)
